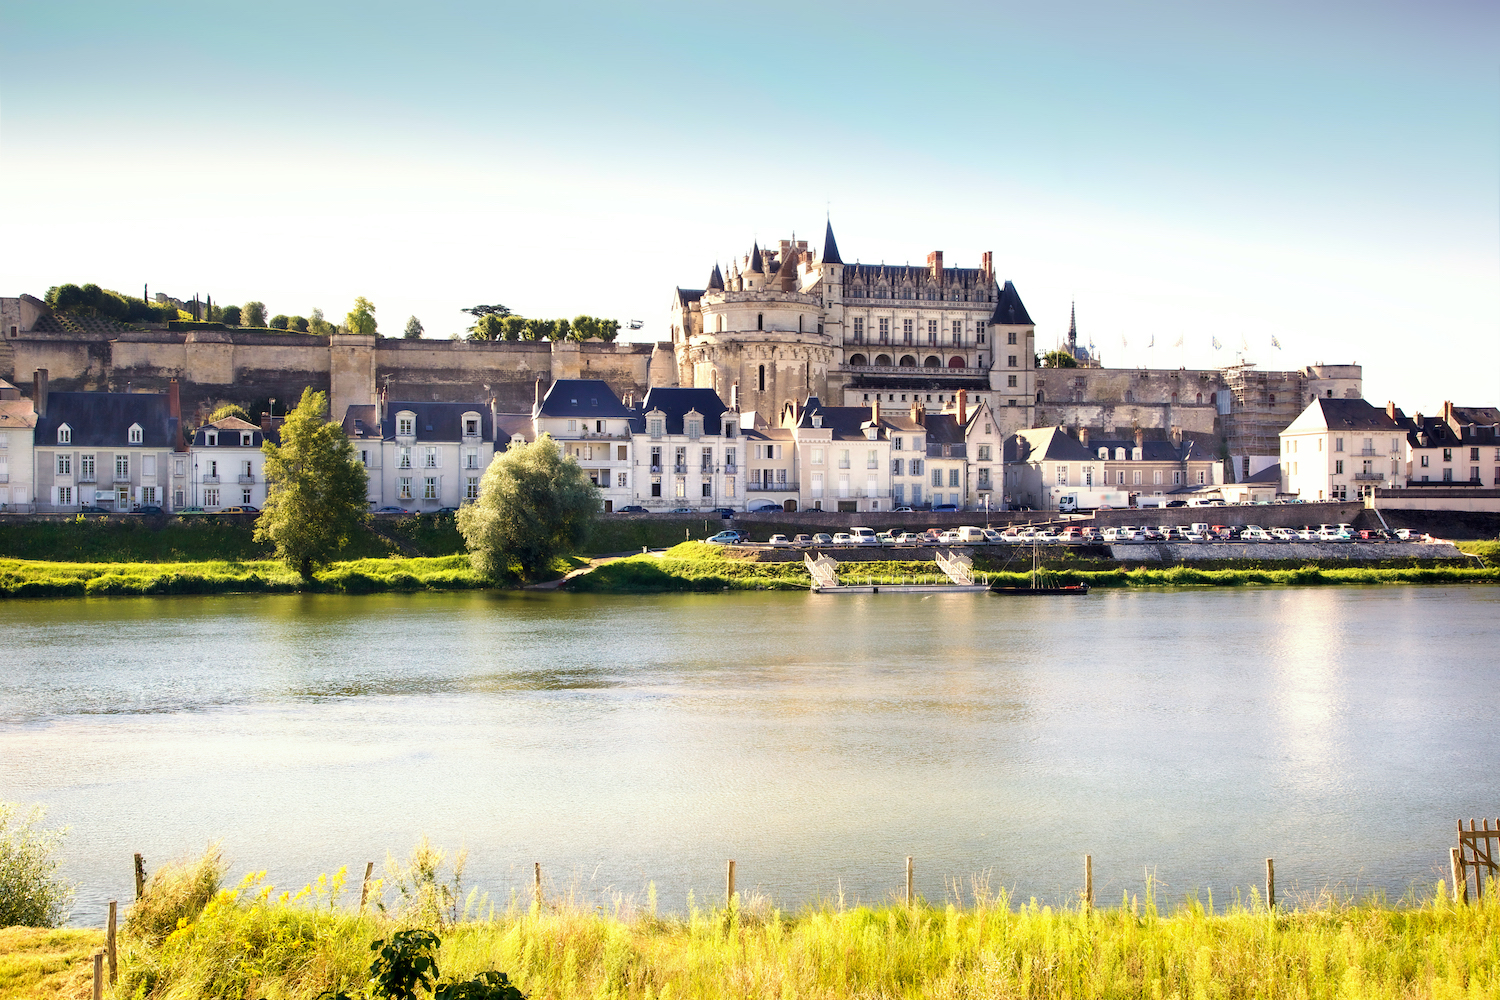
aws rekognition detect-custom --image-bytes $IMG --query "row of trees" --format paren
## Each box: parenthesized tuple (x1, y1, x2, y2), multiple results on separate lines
(467, 312, 620, 343)
(257, 388, 596, 582)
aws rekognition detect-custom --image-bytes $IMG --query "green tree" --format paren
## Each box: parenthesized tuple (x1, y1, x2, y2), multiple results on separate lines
(521, 318, 555, 341)
(457, 435, 598, 581)
(254, 388, 369, 579)
(1041, 349, 1079, 369)
(269, 314, 290, 330)
(553, 318, 572, 342)
(404, 315, 424, 339)
(0, 801, 74, 927)
(208, 403, 252, 423)
(289, 315, 310, 333)
(500, 315, 527, 341)
(242, 301, 267, 327)
(220, 304, 242, 326)
(308, 309, 335, 336)
(345, 297, 378, 336)
(469, 314, 505, 341)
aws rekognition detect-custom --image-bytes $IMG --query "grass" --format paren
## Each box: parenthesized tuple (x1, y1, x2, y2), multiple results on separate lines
(0, 927, 104, 1000)
(17, 869, 1500, 999)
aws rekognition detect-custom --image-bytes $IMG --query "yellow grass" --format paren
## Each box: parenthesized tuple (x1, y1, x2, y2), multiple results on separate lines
(0, 927, 103, 1000)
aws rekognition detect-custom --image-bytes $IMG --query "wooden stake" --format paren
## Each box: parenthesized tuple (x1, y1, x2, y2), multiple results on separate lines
(92, 951, 103, 1000)
(1084, 855, 1093, 909)
(906, 856, 914, 907)
(359, 862, 374, 912)
(133, 853, 146, 900)
(1452, 847, 1468, 904)
(534, 862, 542, 909)
(726, 859, 736, 907)
(107, 901, 117, 984)
(1266, 858, 1275, 911)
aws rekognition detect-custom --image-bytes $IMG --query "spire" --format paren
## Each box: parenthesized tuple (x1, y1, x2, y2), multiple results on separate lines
(749, 242, 764, 273)
(707, 263, 724, 291)
(1068, 301, 1077, 351)
(821, 219, 843, 265)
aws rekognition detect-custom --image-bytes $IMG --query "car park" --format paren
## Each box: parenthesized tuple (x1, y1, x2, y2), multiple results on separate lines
(1269, 527, 1296, 541)
(1241, 525, 1270, 541)
(832, 532, 854, 545)
(893, 531, 921, 544)
(792, 533, 814, 547)
(812, 532, 834, 546)
(1059, 527, 1083, 543)
(955, 525, 989, 544)
(1079, 527, 1100, 542)
(916, 528, 942, 544)
(982, 528, 1005, 543)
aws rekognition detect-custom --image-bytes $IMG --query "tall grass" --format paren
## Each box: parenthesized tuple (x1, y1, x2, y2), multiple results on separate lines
(109, 860, 1500, 1000)
(126, 844, 228, 944)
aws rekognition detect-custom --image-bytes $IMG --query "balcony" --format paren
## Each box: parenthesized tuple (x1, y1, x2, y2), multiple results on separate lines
(237, 475, 255, 485)
(1360, 448, 1379, 456)
(202, 475, 220, 485)
(842, 362, 987, 377)
(0, 473, 7, 483)
(723, 464, 738, 474)
(672, 465, 688, 474)
(1353, 473, 1385, 481)
(649, 465, 663, 474)
(113, 474, 132, 483)
(78, 474, 96, 483)
(747, 481, 799, 492)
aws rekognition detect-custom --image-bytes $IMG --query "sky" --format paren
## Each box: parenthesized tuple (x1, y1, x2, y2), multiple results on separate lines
(1, 0, 1497, 412)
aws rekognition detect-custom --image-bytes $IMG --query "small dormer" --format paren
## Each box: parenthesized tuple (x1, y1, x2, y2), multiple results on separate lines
(241, 431, 253, 446)
(206, 430, 218, 447)
(57, 423, 72, 444)
(1115, 447, 1126, 461)
(128, 423, 143, 444)
(510, 433, 526, 448)
(646, 409, 666, 440)
(685, 409, 703, 440)
(395, 410, 417, 438)
(1098, 447, 1108, 460)
(462, 412, 482, 438)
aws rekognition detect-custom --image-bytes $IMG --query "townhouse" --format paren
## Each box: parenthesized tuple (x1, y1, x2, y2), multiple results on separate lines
(628, 387, 743, 509)
(1006, 424, 1220, 510)
(0, 379, 37, 511)
(188, 416, 268, 509)
(1278, 397, 1406, 501)
(1396, 401, 1500, 488)
(342, 398, 498, 509)
(533, 379, 634, 512)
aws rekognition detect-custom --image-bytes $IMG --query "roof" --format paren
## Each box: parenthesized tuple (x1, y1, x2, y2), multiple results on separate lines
(1284, 397, 1402, 435)
(0, 398, 38, 429)
(822, 220, 843, 265)
(192, 417, 263, 447)
(1007, 425, 1213, 464)
(749, 242, 764, 273)
(34, 391, 182, 449)
(1244, 464, 1281, 484)
(707, 264, 724, 291)
(341, 401, 495, 441)
(674, 287, 704, 307)
(922, 413, 966, 447)
(631, 387, 730, 435)
(537, 379, 632, 419)
(342, 404, 380, 440)
(990, 281, 1034, 326)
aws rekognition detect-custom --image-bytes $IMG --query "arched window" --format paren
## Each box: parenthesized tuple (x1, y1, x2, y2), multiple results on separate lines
(948, 356, 965, 368)
(1124, 390, 1135, 402)
(1170, 392, 1178, 404)
(923, 356, 941, 368)
(875, 354, 892, 367)
(757, 313, 763, 331)
(899, 355, 916, 367)
(848, 353, 867, 366)
(1196, 392, 1203, 404)
(758, 365, 766, 392)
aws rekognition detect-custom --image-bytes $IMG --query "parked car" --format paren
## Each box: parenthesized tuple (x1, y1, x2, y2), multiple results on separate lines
(1140, 527, 1165, 542)
(78, 505, 110, 515)
(1394, 528, 1416, 540)
(431, 507, 461, 515)
(668, 507, 694, 513)
(875, 530, 896, 545)
(710, 507, 735, 517)
(373, 505, 409, 514)
(706, 530, 742, 545)
(892, 506, 915, 513)
(1165, 500, 1189, 508)
(849, 526, 880, 546)
(219, 505, 260, 514)
(1059, 527, 1083, 543)
(832, 532, 854, 545)
(767, 534, 791, 547)
(615, 505, 648, 513)
(177, 506, 206, 514)
(133, 505, 165, 515)
(893, 531, 921, 544)
(932, 503, 960, 512)
(1080, 527, 1101, 542)
(812, 532, 834, 546)
(916, 528, 942, 544)
(1269, 527, 1296, 541)
(937, 529, 961, 544)
(792, 533, 814, 547)
(1240, 525, 1271, 541)
(982, 528, 1005, 543)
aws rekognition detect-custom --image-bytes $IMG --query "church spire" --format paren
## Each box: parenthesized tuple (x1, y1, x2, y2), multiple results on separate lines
(707, 263, 724, 291)
(821, 219, 843, 265)
(1068, 301, 1077, 352)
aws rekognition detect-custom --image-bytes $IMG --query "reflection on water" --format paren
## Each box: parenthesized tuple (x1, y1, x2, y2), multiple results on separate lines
(1, 586, 1497, 926)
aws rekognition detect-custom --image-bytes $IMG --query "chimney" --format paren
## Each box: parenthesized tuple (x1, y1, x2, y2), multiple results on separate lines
(168, 378, 180, 421)
(730, 384, 739, 410)
(927, 251, 944, 286)
(1386, 400, 1397, 421)
(378, 385, 387, 422)
(911, 401, 925, 426)
(871, 397, 880, 425)
(32, 368, 48, 419)
(1135, 427, 1145, 450)
(980, 252, 993, 283)
(1079, 426, 1089, 449)
(958, 389, 967, 426)
(534, 377, 543, 415)
(1171, 425, 1183, 448)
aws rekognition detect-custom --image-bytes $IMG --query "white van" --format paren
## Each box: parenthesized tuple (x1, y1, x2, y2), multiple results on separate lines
(849, 526, 880, 546)
(956, 525, 988, 544)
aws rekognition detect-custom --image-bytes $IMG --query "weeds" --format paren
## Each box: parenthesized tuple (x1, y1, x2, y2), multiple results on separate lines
(125, 843, 228, 944)
(0, 802, 73, 928)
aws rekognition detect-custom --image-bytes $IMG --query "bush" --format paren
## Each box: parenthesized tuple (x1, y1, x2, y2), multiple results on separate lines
(126, 843, 227, 944)
(0, 802, 74, 927)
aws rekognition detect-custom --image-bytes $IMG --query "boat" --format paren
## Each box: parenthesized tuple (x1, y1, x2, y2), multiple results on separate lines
(990, 542, 1091, 595)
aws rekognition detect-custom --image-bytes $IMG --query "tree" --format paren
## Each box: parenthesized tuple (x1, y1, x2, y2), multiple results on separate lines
(208, 403, 252, 423)
(468, 314, 505, 341)
(289, 315, 310, 333)
(220, 304, 242, 327)
(345, 297, 378, 336)
(0, 801, 74, 927)
(269, 314, 290, 330)
(521, 318, 555, 342)
(404, 315, 424, 339)
(308, 309, 335, 336)
(500, 315, 527, 341)
(1040, 349, 1079, 369)
(457, 435, 598, 581)
(254, 387, 369, 579)
(242, 301, 267, 327)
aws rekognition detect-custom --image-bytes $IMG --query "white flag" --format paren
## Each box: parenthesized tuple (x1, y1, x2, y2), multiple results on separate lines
(1173, 335, 1184, 348)
(1121, 335, 1128, 348)
(1148, 335, 1155, 348)
(1212, 336, 1222, 350)
(1271, 335, 1282, 349)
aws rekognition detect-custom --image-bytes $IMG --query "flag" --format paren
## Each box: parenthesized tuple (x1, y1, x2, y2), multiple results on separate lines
(1121, 335, 1128, 348)
(1212, 336, 1222, 350)
(1148, 335, 1155, 348)
(1240, 335, 1249, 351)
(1271, 335, 1282, 349)
(1173, 335, 1184, 348)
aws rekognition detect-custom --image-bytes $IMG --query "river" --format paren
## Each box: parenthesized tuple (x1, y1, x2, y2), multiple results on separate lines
(2, 586, 1496, 926)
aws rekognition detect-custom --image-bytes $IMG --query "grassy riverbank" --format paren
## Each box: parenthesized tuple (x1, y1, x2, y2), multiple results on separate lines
(12, 879, 1497, 999)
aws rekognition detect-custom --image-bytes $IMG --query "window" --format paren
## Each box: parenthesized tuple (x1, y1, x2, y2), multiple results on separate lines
(902, 319, 913, 343)
(675, 478, 686, 498)
(978, 445, 991, 461)
(893, 484, 905, 503)
(1335, 460, 1344, 474)
(1007, 331, 1016, 345)
(952, 321, 962, 345)
(1117, 471, 1125, 485)
(675, 447, 687, 472)
(209, 460, 218, 478)
(838, 449, 850, 469)
(651, 477, 662, 497)
(80, 454, 95, 480)
(977, 468, 990, 487)
(127, 423, 144, 444)
(1335, 437, 1344, 452)
(878, 318, 889, 343)
(398, 446, 412, 469)
(241, 432, 253, 446)
(687, 419, 701, 440)
(173, 489, 184, 507)
(206, 431, 218, 446)
(649, 418, 664, 439)
(1443, 468, 1453, 482)
(725, 476, 735, 496)
(1420, 455, 1429, 467)
(1173, 471, 1182, 485)
(423, 446, 438, 468)
(1443, 448, 1452, 462)
(701, 481, 712, 498)
(725, 447, 736, 470)
(867, 449, 878, 469)
(933, 468, 944, 487)
(892, 458, 903, 476)
(174, 456, 185, 476)
(397, 416, 414, 436)
(1471, 447, 1481, 461)
(567, 419, 577, 432)
(948, 468, 960, 487)
(910, 458, 923, 476)
(464, 448, 479, 469)
(467, 476, 480, 500)
(57, 486, 73, 505)
(115, 455, 129, 479)
(1153, 470, 1162, 485)
(1007, 375, 1017, 387)
(758, 365, 766, 392)
(360, 449, 371, 467)
(1133, 470, 1142, 485)
(928, 319, 938, 344)
(143, 455, 156, 477)
(701, 447, 713, 471)
(1007, 355, 1017, 367)
(424, 477, 438, 500)
(853, 318, 864, 342)
(977, 322, 986, 344)
(58, 425, 71, 444)
(205, 487, 220, 507)
(241, 488, 251, 504)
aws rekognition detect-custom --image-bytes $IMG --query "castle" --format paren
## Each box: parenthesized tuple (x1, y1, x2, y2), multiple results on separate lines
(1, 219, 1361, 483)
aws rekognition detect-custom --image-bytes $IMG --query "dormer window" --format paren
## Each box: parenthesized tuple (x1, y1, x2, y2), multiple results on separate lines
(686, 416, 702, 440)
(465, 418, 479, 435)
(648, 418, 664, 440)
(206, 431, 218, 446)
(241, 432, 253, 446)
(58, 424, 72, 444)
(128, 423, 143, 444)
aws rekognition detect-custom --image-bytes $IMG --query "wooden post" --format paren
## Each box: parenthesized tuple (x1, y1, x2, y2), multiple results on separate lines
(1472, 819, 1483, 901)
(1266, 858, 1275, 911)
(107, 900, 117, 984)
(358, 862, 374, 912)
(92, 951, 103, 1000)
(906, 856, 913, 907)
(726, 860, 736, 907)
(1084, 855, 1093, 909)
(1451, 847, 1468, 904)
(133, 853, 145, 900)
(534, 862, 542, 909)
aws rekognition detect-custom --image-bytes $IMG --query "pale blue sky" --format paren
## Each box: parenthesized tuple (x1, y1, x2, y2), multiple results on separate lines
(2, 1, 1496, 409)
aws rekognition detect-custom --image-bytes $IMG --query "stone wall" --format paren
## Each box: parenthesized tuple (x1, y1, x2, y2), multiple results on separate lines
(1111, 540, 1466, 562)
(1091, 500, 1365, 529)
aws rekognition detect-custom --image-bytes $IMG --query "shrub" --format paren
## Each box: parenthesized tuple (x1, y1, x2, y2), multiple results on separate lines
(0, 801, 74, 927)
(126, 843, 228, 944)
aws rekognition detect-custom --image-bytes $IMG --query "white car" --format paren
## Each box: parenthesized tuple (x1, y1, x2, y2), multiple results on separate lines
(832, 532, 853, 545)
(1241, 526, 1271, 541)
(1395, 528, 1415, 540)
(938, 530, 961, 544)
(1270, 527, 1296, 541)
(767, 534, 791, 547)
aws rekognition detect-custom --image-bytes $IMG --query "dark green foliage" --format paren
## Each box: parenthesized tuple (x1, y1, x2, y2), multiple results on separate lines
(269, 314, 290, 329)
(208, 403, 252, 423)
(1041, 349, 1079, 368)
(290, 315, 310, 332)
(435, 971, 526, 1000)
(242, 301, 267, 327)
(404, 315, 424, 339)
(219, 304, 242, 326)
(370, 930, 441, 1000)
(46, 282, 173, 323)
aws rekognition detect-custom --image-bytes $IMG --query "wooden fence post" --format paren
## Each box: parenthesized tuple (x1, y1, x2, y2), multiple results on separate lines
(92, 951, 103, 1000)
(359, 862, 374, 912)
(726, 860, 736, 908)
(1084, 855, 1093, 910)
(534, 862, 542, 910)
(107, 900, 117, 984)
(133, 853, 145, 901)
(1452, 847, 1468, 904)
(906, 856, 913, 907)
(1266, 858, 1275, 911)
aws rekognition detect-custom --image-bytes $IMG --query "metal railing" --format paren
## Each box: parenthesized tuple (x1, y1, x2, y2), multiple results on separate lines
(1354, 473, 1384, 481)
(78, 474, 96, 483)
(841, 363, 987, 376)
(747, 482, 799, 492)
(673, 465, 688, 474)
(237, 475, 255, 485)
(113, 473, 132, 483)
(201, 475, 220, 485)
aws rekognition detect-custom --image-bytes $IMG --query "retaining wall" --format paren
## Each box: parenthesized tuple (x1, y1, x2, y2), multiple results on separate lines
(1107, 541, 1467, 562)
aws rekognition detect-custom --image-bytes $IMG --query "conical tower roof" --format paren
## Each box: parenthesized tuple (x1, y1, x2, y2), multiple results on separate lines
(748, 242, 764, 273)
(821, 220, 843, 264)
(707, 263, 724, 291)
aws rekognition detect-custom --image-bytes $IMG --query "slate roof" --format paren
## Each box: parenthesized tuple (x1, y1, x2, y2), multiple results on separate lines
(537, 379, 632, 419)
(990, 281, 1034, 326)
(674, 287, 704, 306)
(342, 404, 380, 440)
(1007, 425, 1212, 464)
(630, 387, 730, 435)
(707, 264, 725, 291)
(341, 401, 494, 441)
(1299, 397, 1402, 432)
(34, 391, 182, 449)
(822, 221, 843, 265)
(494, 413, 535, 451)
(1244, 464, 1281, 484)
(191, 416, 263, 448)
(922, 413, 967, 453)
(749, 242, 764, 273)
